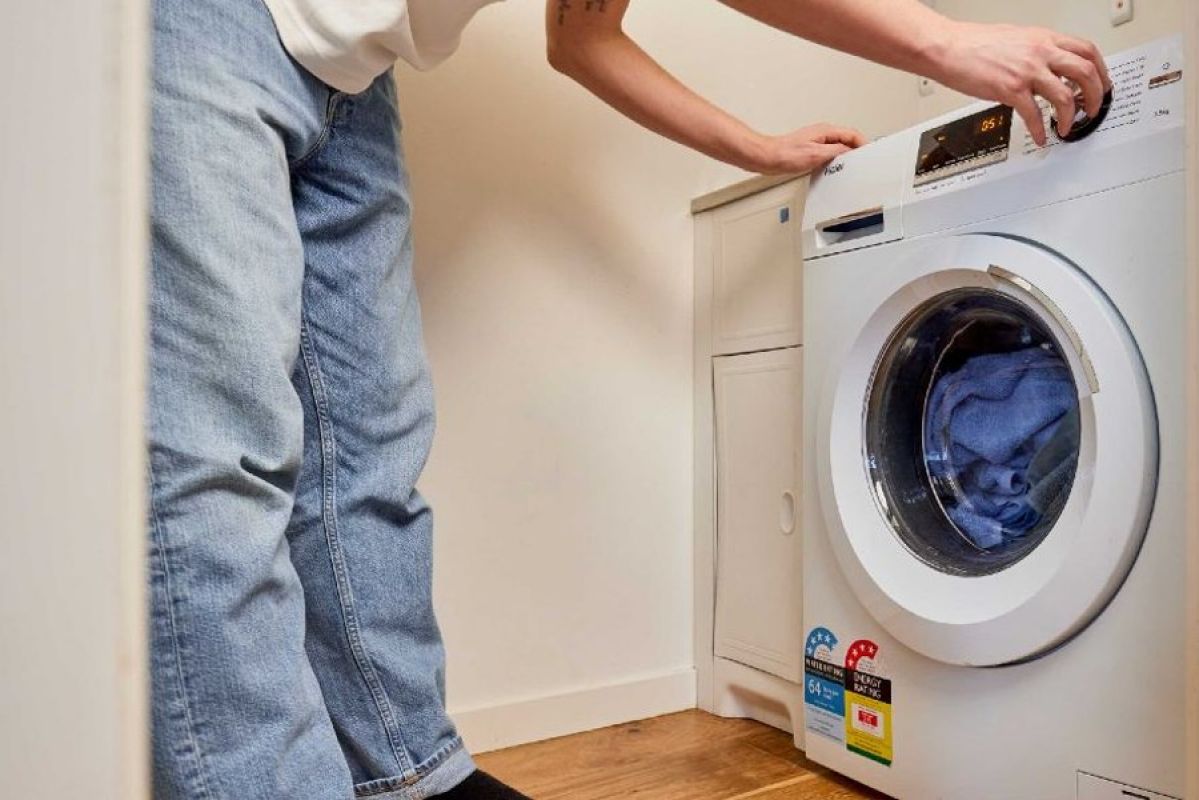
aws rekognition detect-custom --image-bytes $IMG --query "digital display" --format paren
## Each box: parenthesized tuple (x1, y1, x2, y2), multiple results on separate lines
(915, 104, 1013, 186)
(977, 113, 1005, 134)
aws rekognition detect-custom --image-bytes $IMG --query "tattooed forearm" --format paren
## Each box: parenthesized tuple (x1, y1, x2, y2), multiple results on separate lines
(557, 0, 609, 25)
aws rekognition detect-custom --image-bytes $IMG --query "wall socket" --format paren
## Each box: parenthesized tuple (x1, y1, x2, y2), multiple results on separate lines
(1110, 0, 1134, 26)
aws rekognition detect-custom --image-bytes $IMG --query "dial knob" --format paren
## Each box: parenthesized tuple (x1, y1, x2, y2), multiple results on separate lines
(1051, 83, 1114, 143)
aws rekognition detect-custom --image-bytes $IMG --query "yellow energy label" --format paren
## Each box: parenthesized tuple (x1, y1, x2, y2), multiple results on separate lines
(843, 639, 893, 767)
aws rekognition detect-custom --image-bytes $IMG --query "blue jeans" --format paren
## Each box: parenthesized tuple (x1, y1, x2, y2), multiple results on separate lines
(147, 0, 475, 797)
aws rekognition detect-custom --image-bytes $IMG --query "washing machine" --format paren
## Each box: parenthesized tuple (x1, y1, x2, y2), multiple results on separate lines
(799, 36, 1187, 800)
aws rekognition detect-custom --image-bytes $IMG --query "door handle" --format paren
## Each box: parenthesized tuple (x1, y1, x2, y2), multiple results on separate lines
(780, 490, 796, 535)
(987, 264, 1099, 394)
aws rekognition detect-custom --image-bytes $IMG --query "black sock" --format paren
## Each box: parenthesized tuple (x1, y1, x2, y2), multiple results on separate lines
(433, 770, 532, 799)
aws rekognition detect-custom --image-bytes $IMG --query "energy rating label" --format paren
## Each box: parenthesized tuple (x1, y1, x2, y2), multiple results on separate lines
(843, 639, 893, 767)
(803, 627, 845, 744)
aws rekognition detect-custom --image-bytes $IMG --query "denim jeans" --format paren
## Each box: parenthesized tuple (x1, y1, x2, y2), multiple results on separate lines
(147, 0, 475, 797)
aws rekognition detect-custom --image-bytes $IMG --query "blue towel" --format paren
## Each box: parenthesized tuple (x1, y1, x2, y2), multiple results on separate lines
(924, 347, 1076, 550)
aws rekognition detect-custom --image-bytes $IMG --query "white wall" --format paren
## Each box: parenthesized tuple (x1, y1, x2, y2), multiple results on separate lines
(395, 1, 918, 751)
(1185, 7, 1199, 799)
(0, 1, 148, 798)
(920, 0, 1185, 119)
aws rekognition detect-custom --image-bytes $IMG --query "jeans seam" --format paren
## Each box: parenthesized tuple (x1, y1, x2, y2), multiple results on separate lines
(353, 737, 471, 799)
(289, 90, 345, 170)
(297, 312, 415, 778)
(148, 459, 218, 800)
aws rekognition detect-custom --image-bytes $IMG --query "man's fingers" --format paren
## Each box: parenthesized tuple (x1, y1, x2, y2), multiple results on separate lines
(767, 139, 854, 175)
(805, 143, 852, 170)
(768, 127, 864, 174)
(817, 127, 868, 149)
(806, 124, 868, 149)
(1049, 50, 1104, 118)
(1055, 35, 1112, 90)
(1033, 72, 1077, 138)
(1011, 92, 1047, 147)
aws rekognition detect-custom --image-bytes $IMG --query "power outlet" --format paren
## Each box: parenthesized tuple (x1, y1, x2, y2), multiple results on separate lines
(1110, 0, 1133, 26)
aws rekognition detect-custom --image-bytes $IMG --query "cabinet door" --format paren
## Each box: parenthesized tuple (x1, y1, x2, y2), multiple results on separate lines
(713, 347, 802, 682)
(711, 182, 804, 355)
(2, 2, 150, 798)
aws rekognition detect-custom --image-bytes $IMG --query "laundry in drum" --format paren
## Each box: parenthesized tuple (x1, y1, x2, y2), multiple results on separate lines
(923, 346, 1079, 550)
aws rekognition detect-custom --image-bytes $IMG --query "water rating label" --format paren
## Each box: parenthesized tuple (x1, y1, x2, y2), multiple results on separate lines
(843, 639, 893, 767)
(803, 627, 845, 744)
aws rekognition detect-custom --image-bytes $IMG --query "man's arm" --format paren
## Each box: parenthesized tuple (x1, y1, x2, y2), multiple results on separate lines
(546, 0, 866, 175)
(718, 0, 1111, 146)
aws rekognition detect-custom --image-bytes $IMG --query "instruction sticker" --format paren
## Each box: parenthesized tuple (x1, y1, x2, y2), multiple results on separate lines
(803, 627, 845, 744)
(843, 639, 893, 767)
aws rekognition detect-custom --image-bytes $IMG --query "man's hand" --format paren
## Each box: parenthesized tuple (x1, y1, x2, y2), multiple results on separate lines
(928, 22, 1112, 146)
(751, 124, 868, 175)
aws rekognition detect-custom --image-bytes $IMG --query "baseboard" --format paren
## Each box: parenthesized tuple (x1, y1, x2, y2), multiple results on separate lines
(449, 667, 697, 753)
(711, 657, 804, 751)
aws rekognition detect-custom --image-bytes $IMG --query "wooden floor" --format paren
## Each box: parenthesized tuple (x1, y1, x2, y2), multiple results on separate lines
(477, 710, 886, 799)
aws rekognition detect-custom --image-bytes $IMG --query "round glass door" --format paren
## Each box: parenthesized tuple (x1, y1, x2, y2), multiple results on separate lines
(864, 289, 1082, 577)
(812, 234, 1158, 665)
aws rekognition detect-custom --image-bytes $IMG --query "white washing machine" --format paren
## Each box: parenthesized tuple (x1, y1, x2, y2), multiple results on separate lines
(800, 36, 1187, 800)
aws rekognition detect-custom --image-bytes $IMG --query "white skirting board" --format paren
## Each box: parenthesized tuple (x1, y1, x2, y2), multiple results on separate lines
(450, 668, 698, 754)
(710, 657, 804, 750)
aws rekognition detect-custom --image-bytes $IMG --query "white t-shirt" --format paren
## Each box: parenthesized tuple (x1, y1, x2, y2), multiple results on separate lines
(262, 0, 503, 93)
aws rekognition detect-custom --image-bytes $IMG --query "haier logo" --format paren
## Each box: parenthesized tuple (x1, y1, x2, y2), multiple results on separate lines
(824, 162, 845, 177)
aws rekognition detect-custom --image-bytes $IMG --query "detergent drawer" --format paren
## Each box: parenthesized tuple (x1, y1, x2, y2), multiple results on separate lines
(1077, 773, 1180, 800)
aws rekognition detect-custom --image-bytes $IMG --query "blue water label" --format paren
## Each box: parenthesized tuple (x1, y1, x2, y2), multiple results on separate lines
(804, 627, 846, 744)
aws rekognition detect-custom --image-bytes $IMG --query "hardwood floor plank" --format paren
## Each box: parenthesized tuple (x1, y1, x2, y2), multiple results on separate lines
(475, 709, 882, 800)
(739, 774, 888, 800)
(724, 774, 822, 799)
(738, 726, 829, 773)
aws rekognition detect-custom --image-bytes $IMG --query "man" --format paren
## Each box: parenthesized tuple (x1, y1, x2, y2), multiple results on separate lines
(148, 1, 1110, 798)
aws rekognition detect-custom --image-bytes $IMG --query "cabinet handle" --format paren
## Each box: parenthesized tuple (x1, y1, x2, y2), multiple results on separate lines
(780, 490, 796, 535)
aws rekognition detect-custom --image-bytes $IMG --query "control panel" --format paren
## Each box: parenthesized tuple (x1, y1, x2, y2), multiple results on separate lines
(914, 105, 1014, 186)
(802, 35, 1187, 261)
(911, 35, 1184, 196)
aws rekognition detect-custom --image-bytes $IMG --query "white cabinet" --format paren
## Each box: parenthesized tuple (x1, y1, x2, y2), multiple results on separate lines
(713, 348, 803, 683)
(708, 181, 803, 355)
(693, 175, 807, 741)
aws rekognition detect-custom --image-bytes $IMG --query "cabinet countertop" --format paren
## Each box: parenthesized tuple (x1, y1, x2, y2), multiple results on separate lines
(690, 173, 804, 215)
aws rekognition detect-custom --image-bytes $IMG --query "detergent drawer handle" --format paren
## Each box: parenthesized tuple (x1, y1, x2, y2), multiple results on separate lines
(816, 206, 885, 240)
(988, 264, 1099, 394)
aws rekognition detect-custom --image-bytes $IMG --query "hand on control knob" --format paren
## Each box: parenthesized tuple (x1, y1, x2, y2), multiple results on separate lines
(928, 23, 1112, 146)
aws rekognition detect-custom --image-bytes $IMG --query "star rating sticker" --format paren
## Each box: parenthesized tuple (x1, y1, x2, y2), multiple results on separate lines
(845, 639, 879, 669)
(806, 628, 837, 656)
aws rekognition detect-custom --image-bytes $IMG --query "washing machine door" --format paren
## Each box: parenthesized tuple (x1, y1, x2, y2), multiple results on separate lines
(816, 233, 1157, 666)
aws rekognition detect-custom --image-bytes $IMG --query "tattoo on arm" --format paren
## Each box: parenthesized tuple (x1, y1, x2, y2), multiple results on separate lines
(557, 0, 609, 25)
